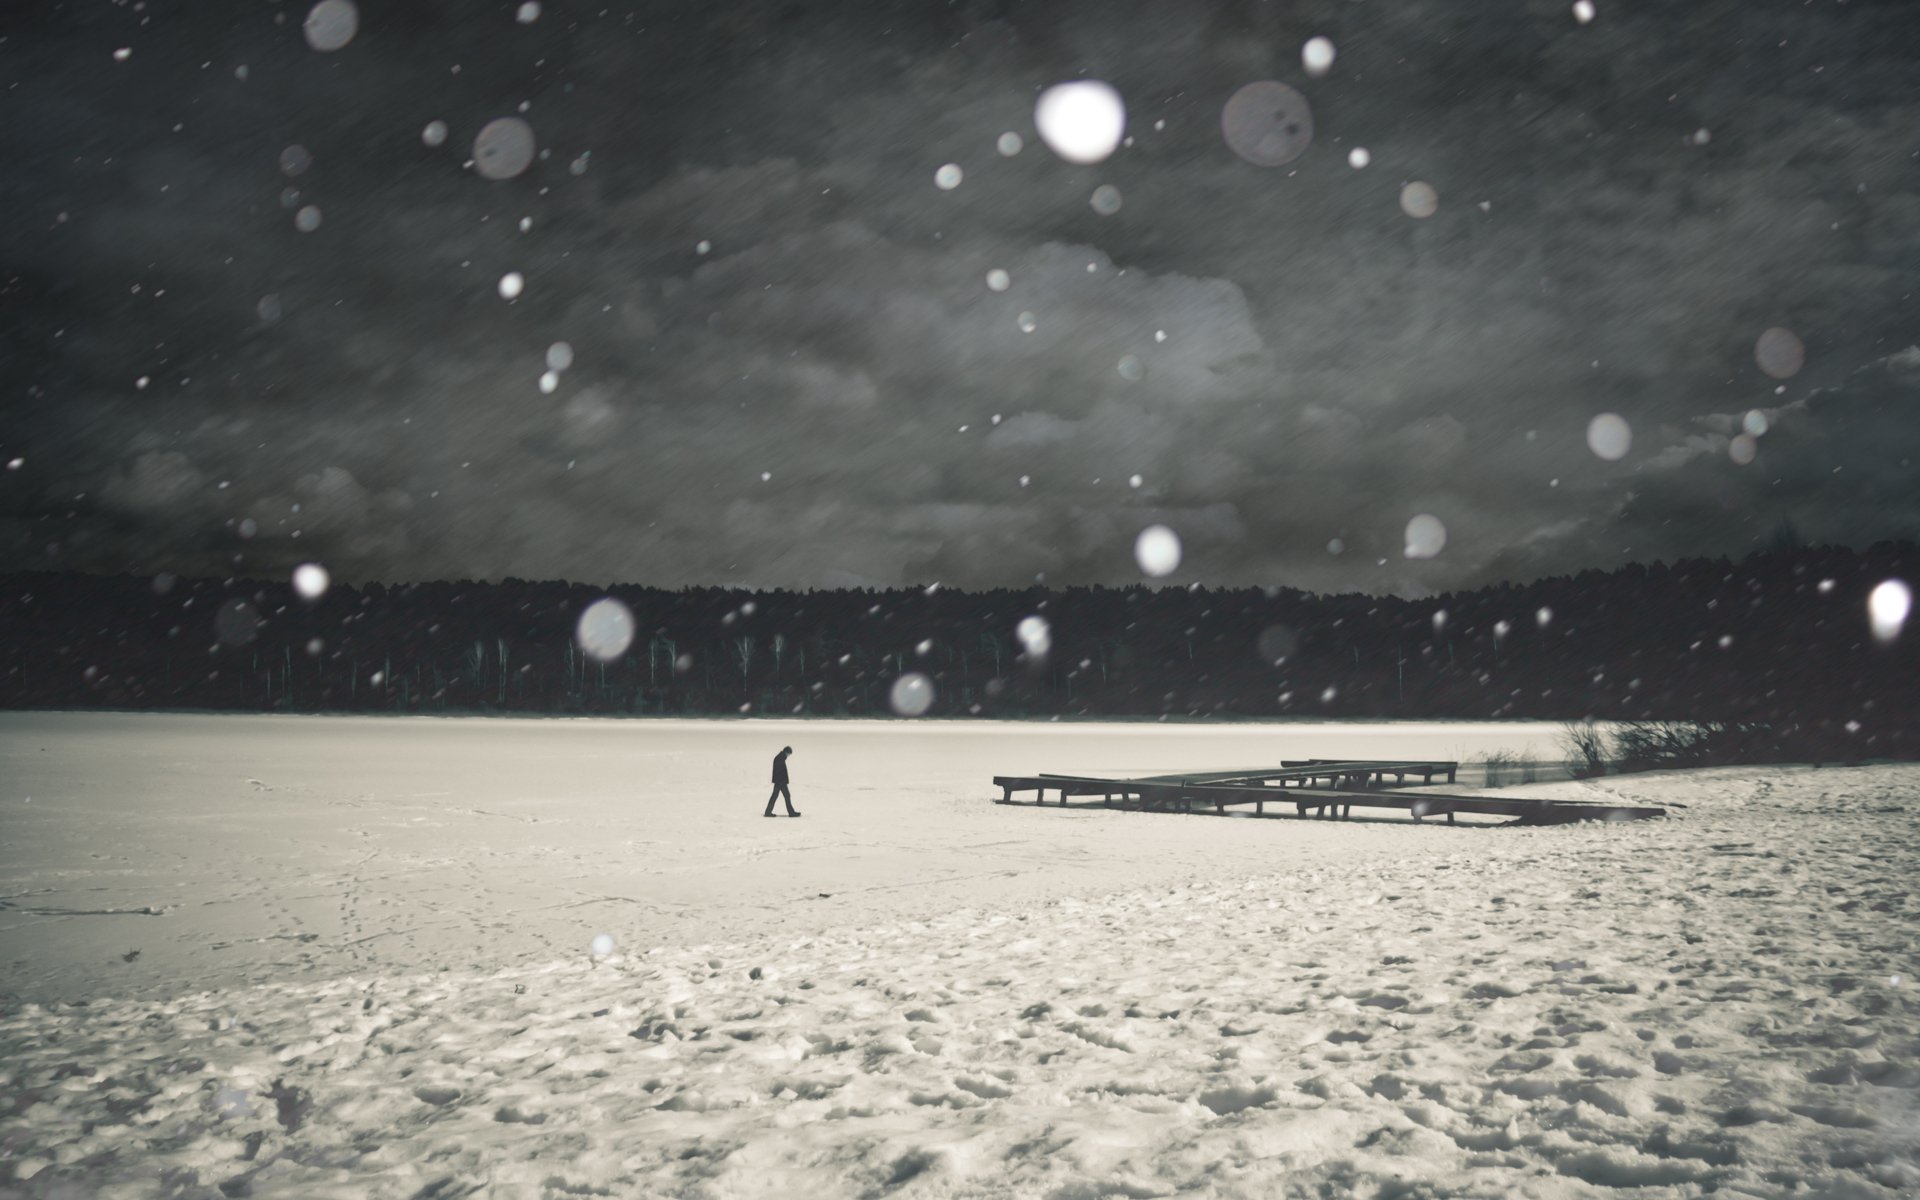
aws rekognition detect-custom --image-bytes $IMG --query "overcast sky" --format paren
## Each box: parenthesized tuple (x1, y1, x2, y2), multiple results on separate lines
(2, 0, 1916, 595)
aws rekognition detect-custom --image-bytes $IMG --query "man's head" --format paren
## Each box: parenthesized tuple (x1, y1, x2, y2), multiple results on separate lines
(781, 746, 793, 756)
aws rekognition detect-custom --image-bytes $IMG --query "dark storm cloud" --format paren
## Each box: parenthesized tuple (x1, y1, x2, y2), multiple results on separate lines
(2, 0, 1916, 593)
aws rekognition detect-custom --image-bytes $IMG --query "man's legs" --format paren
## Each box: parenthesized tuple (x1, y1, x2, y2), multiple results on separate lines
(765, 783, 797, 816)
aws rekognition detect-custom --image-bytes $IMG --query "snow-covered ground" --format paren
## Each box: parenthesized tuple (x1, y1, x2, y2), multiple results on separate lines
(1, 714, 1915, 1198)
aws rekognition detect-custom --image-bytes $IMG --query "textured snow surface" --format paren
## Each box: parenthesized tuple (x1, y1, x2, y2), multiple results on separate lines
(1, 716, 1916, 1197)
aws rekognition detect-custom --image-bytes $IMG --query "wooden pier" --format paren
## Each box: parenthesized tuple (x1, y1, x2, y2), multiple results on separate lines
(992, 759, 1664, 825)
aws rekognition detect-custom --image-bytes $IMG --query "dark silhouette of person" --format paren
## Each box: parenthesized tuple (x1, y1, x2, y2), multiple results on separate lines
(764, 746, 800, 818)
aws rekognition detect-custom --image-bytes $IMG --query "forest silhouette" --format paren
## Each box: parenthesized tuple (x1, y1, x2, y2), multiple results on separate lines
(2, 541, 1914, 759)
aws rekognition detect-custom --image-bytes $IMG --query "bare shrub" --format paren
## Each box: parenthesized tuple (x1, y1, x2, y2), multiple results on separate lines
(1562, 721, 1608, 778)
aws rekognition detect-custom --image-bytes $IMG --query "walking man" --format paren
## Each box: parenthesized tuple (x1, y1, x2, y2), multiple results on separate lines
(764, 746, 800, 818)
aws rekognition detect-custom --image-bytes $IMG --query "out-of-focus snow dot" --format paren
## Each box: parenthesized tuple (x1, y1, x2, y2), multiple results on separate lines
(1403, 513, 1447, 559)
(498, 272, 524, 300)
(214, 598, 259, 647)
(135, 376, 150, 391)
(1754, 326, 1805, 380)
(589, 932, 613, 957)
(113, 47, 132, 62)
(6, 457, 23, 471)
(997, 131, 1023, 156)
(889, 672, 935, 717)
(294, 205, 322, 232)
(986, 268, 1010, 292)
(1573, 0, 1596, 22)
(539, 371, 558, 394)
(235, 64, 249, 81)
(1017, 615, 1051, 658)
(212, 1085, 251, 1119)
(569, 153, 590, 176)
(914, 638, 933, 656)
(1016, 312, 1039, 334)
(1035, 80, 1126, 164)
(1018, 474, 1031, 487)
(1432, 609, 1449, 632)
(237, 518, 258, 540)
(1718, 635, 1734, 649)
(152, 572, 176, 595)
(547, 342, 574, 371)
(1257, 624, 1298, 663)
(1742, 409, 1769, 437)
(303, 0, 359, 52)
(280, 186, 302, 209)
(934, 163, 964, 190)
(1536, 606, 1553, 627)
(305, 637, 324, 656)
(1869, 579, 1911, 643)
(760, 471, 771, 482)
(1728, 433, 1758, 465)
(1221, 81, 1314, 167)
(279, 145, 312, 177)
(1153, 330, 1168, 344)
(1493, 619, 1512, 638)
(1090, 184, 1123, 215)
(1135, 525, 1182, 577)
(292, 562, 330, 600)
(370, 670, 385, 686)
(693, 239, 714, 256)
(422, 120, 449, 147)
(1586, 412, 1632, 460)
(576, 597, 636, 661)
(1301, 36, 1336, 78)
(517, 1, 542, 23)
(518, 216, 533, 233)
(1320, 686, 1338, 704)
(1128, 474, 1143, 489)
(1117, 354, 1144, 381)
(1844, 719, 1862, 733)
(1348, 147, 1371, 169)
(256, 294, 282, 323)
(1327, 537, 1345, 555)
(473, 117, 537, 180)
(1688, 128, 1711, 147)
(1400, 181, 1440, 219)
(1818, 578, 1836, 593)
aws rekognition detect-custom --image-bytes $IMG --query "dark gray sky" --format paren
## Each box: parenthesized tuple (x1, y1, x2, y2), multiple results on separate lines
(3, 0, 1917, 594)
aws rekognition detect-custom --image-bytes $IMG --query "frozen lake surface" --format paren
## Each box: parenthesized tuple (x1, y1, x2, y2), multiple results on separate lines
(1, 714, 1915, 1197)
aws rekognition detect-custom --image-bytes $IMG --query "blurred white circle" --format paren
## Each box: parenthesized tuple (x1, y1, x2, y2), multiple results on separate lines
(539, 370, 558, 394)
(1869, 579, 1912, 643)
(421, 120, 449, 148)
(1348, 147, 1371, 169)
(1090, 184, 1123, 215)
(889, 672, 935, 717)
(1135, 525, 1182, 576)
(695, 239, 712, 255)
(934, 163, 963, 190)
(473, 117, 537, 181)
(1755, 326, 1805, 380)
(1404, 513, 1447, 559)
(1302, 37, 1336, 78)
(1221, 81, 1314, 167)
(1729, 433, 1759, 465)
(1400, 181, 1440, 218)
(986, 268, 1010, 292)
(1586, 412, 1632, 460)
(1573, 1, 1596, 24)
(590, 932, 613, 957)
(1536, 606, 1553, 627)
(547, 342, 574, 371)
(303, 0, 358, 52)
(498, 271, 524, 300)
(1116, 354, 1144, 381)
(1016, 615, 1051, 658)
(517, 1, 542, 23)
(997, 131, 1024, 156)
(1034, 80, 1126, 165)
(279, 145, 312, 177)
(294, 205, 323, 232)
(1128, 473, 1143, 488)
(1742, 409, 1769, 437)
(291, 563, 330, 600)
(256, 294, 282, 323)
(576, 598, 636, 661)
(1017, 311, 1037, 333)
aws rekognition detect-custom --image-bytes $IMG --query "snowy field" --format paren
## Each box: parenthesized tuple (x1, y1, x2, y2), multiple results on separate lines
(1, 714, 1916, 1198)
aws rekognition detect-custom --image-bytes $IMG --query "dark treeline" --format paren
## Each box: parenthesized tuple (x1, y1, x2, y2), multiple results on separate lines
(1, 542, 1915, 755)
